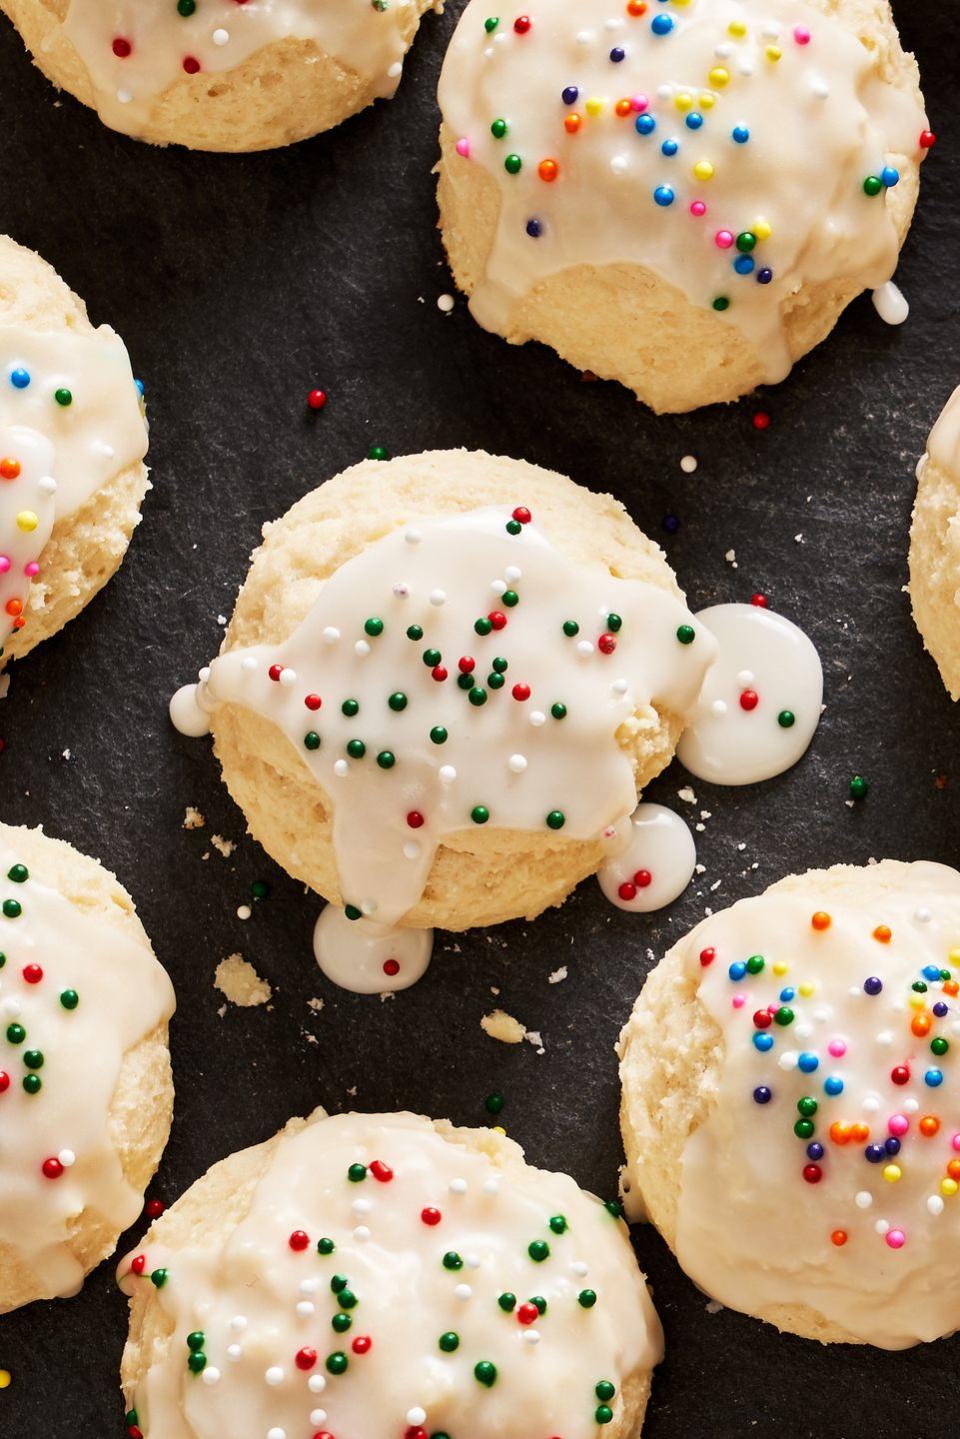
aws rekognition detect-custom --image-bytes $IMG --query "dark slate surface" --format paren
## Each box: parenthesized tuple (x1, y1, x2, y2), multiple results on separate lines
(0, 3, 956, 1435)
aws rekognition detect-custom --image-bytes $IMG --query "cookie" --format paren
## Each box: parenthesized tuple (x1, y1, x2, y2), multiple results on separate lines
(120, 1110, 663, 1438)
(909, 384, 960, 699)
(170, 449, 716, 987)
(437, 0, 930, 413)
(0, 823, 175, 1314)
(1, 0, 437, 151)
(0, 235, 148, 666)
(619, 860, 960, 1348)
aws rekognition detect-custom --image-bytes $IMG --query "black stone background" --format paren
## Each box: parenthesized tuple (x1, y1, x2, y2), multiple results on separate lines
(0, 3, 956, 1436)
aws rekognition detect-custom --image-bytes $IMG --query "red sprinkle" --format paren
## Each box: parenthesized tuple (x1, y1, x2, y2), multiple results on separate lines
(488, 611, 507, 630)
(739, 689, 759, 711)
(458, 656, 475, 674)
(42, 1157, 64, 1180)
(383, 959, 400, 978)
(634, 869, 652, 888)
(182, 55, 201, 73)
(295, 1347, 317, 1371)
(406, 811, 425, 829)
(618, 881, 637, 902)
(920, 130, 936, 149)
(304, 693, 322, 711)
(351, 1335, 372, 1355)
(512, 682, 531, 701)
(753, 411, 771, 431)
(145, 1199, 165, 1220)
(130, 1254, 147, 1275)
(753, 1009, 772, 1029)
(802, 1164, 822, 1184)
(112, 37, 132, 57)
(517, 1302, 539, 1325)
(751, 593, 768, 608)
(513, 15, 531, 32)
(369, 1160, 394, 1183)
(0, 1071, 9, 1093)
(421, 1206, 442, 1226)
(598, 632, 617, 655)
(432, 665, 448, 682)
(307, 389, 327, 411)
(289, 1229, 310, 1251)
(891, 1065, 910, 1086)
(268, 663, 283, 682)
(699, 947, 716, 967)
(22, 963, 43, 984)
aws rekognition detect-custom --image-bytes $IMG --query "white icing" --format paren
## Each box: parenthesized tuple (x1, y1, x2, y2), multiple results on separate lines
(677, 602, 822, 785)
(439, 0, 928, 383)
(597, 802, 695, 912)
(63, 0, 421, 137)
(169, 680, 213, 738)
(872, 279, 909, 325)
(176, 505, 715, 983)
(925, 384, 960, 480)
(0, 845, 174, 1305)
(0, 325, 147, 651)
(671, 863, 960, 1348)
(120, 1112, 663, 1436)
(313, 905, 434, 993)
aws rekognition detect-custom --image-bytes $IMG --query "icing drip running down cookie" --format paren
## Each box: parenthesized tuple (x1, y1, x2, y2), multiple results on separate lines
(0, 237, 149, 665)
(437, 0, 930, 412)
(0, 0, 438, 151)
(0, 824, 175, 1315)
(619, 861, 960, 1348)
(119, 1111, 664, 1439)
(170, 452, 718, 992)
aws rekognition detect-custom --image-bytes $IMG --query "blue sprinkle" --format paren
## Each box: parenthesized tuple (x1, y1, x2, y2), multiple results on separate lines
(653, 185, 675, 207)
(753, 1085, 772, 1104)
(865, 1144, 885, 1164)
(526, 218, 543, 238)
(923, 965, 941, 981)
(881, 165, 900, 188)
(561, 85, 579, 106)
(864, 976, 882, 995)
(10, 367, 30, 390)
(609, 46, 625, 62)
(651, 13, 674, 34)
(662, 513, 680, 534)
(757, 267, 773, 285)
(934, 1001, 949, 1017)
(135, 378, 145, 397)
(753, 1032, 774, 1052)
(925, 1068, 944, 1087)
(732, 125, 750, 144)
(685, 112, 703, 130)
(661, 139, 679, 157)
(635, 114, 656, 136)
(824, 1075, 844, 1097)
(734, 255, 755, 275)
(728, 960, 747, 980)
(798, 1052, 819, 1073)
(779, 987, 795, 1003)
(806, 1142, 824, 1160)
(884, 1136, 901, 1156)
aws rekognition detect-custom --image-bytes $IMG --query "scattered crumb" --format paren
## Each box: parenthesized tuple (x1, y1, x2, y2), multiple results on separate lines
(237, 904, 252, 920)
(217, 614, 227, 626)
(481, 1010, 527, 1044)
(548, 966, 568, 985)
(680, 454, 697, 474)
(214, 953, 272, 1008)
(62, 748, 71, 760)
(308, 997, 324, 1013)
(524, 1030, 545, 1054)
(303, 1031, 318, 1045)
(705, 1299, 724, 1315)
(216, 1004, 227, 1018)
(211, 834, 236, 858)
(794, 533, 803, 543)
(183, 806, 206, 831)
(725, 548, 737, 568)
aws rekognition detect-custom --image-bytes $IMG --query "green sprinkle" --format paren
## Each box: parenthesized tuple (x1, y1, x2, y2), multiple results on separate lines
(23, 1049, 43, 1070)
(0, 953, 4, 968)
(6, 1023, 24, 1044)
(150, 1268, 168, 1288)
(7, 864, 28, 883)
(528, 1240, 550, 1262)
(475, 617, 493, 636)
(54, 387, 72, 407)
(60, 989, 79, 1010)
(186, 1332, 205, 1352)
(348, 1164, 367, 1183)
(863, 175, 883, 196)
(546, 810, 565, 830)
(850, 774, 869, 800)
(676, 624, 696, 645)
(2, 899, 22, 919)
(442, 1251, 463, 1271)
(364, 617, 384, 637)
(596, 1380, 616, 1402)
(177, 0, 196, 14)
(490, 118, 508, 138)
(331, 1274, 349, 1293)
(498, 1291, 516, 1311)
(794, 1118, 815, 1139)
(777, 710, 795, 728)
(530, 1295, 547, 1314)
(125, 1414, 139, 1429)
(342, 698, 360, 717)
(797, 1095, 817, 1117)
(488, 672, 505, 689)
(604, 1200, 623, 1219)
(932, 1037, 949, 1056)
(736, 230, 757, 252)
(474, 1360, 498, 1387)
(549, 1215, 568, 1234)
(485, 1091, 504, 1115)
(187, 1352, 206, 1374)
(430, 726, 448, 745)
(344, 904, 362, 921)
(367, 445, 389, 461)
(346, 739, 366, 759)
(457, 673, 474, 691)
(745, 954, 765, 974)
(317, 1238, 335, 1255)
(471, 805, 490, 824)
(562, 620, 579, 637)
(406, 624, 423, 641)
(596, 1406, 614, 1425)
(712, 296, 730, 312)
(332, 1313, 352, 1333)
(775, 1006, 794, 1026)
(326, 1352, 349, 1376)
(607, 613, 622, 632)
(492, 656, 508, 673)
(505, 516, 522, 532)
(304, 731, 321, 751)
(22, 1074, 41, 1094)
(484, 15, 499, 31)
(424, 648, 442, 667)
(338, 1289, 358, 1309)
(388, 692, 407, 712)
(439, 1331, 460, 1352)
(468, 687, 487, 706)
(502, 589, 519, 607)
(251, 880, 270, 900)
(550, 702, 567, 720)
(579, 1289, 597, 1308)
(504, 155, 522, 176)
(376, 750, 396, 769)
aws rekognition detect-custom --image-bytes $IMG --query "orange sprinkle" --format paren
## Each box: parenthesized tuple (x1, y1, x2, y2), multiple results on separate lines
(615, 98, 633, 117)
(538, 158, 559, 182)
(831, 1230, 848, 1247)
(945, 979, 959, 996)
(911, 1013, 932, 1037)
(920, 1115, 940, 1137)
(829, 1122, 851, 1145)
(850, 1122, 870, 1143)
(811, 911, 831, 931)
(564, 114, 581, 134)
(626, 0, 648, 13)
(949, 1159, 960, 1181)
(0, 457, 21, 480)
(4, 599, 21, 618)
(873, 925, 892, 943)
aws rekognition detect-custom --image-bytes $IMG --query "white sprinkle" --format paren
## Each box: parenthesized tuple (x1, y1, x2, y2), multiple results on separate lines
(227, 1345, 243, 1361)
(577, 640, 595, 657)
(855, 1191, 873, 1209)
(929, 1195, 945, 1215)
(530, 711, 546, 727)
(323, 626, 340, 643)
(777, 1051, 798, 1070)
(299, 1279, 319, 1295)
(58, 1149, 76, 1167)
(310, 1413, 327, 1428)
(571, 1260, 589, 1277)
(407, 1410, 427, 1426)
(237, 904, 252, 920)
(915, 907, 932, 923)
(212, 27, 229, 44)
(352, 1198, 372, 1216)
(334, 760, 349, 778)
(353, 1225, 371, 1242)
(450, 1177, 468, 1194)
(875, 1219, 890, 1235)
(610, 155, 629, 175)
(38, 475, 57, 494)
(483, 1178, 500, 1196)
(296, 1301, 316, 1318)
(508, 754, 528, 773)
(523, 1329, 541, 1345)
(710, 699, 727, 718)
(680, 454, 698, 474)
(736, 669, 754, 687)
(265, 1367, 284, 1386)
(392, 582, 410, 597)
(505, 566, 521, 582)
(405, 528, 422, 545)
(241, 656, 258, 671)
(437, 293, 455, 313)
(429, 589, 446, 606)
(308, 1375, 327, 1393)
(116, 89, 133, 104)
(465, 1253, 481, 1269)
(229, 1315, 248, 1332)
(279, 667, 297, 686)
(388, 60, 402, 77)
(575, 29, 594, 44)
(714, 41, 733, 56)
(202, 1368, 221, 1386)
(903, 1097, 919, 1114)
(875, 1029, 893, 1045)
(455, 1284, 473, 1300)
(439, 765, 457, 783)
(403, 841, 422, 860)
(355, 640, 371, 657)
(872, 281, 909, 327)
(267, 1430, 286, 1439)
(491, 579, 507, 596)
(862, 1096, 880, 1113)
(811, 76, 830, 98)
(198, 665, 211, 683)
(611, 679, 629, 695)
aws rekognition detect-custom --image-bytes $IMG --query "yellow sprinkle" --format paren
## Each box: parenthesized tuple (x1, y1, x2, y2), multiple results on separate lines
(585, 97, 603, 116)
(909, 992, 926, 1010)
(0, 1370, 10, 1391)
(675, 92, 694, 112)
(693, 160, 715, 182)
(16, 510, 38, 533)
(492, 1125, 506, 1136)
(708, 67, 730, 87)
(942, 1177, 959, 1197)
(753, 219, 773, 241)
(727, 19, 747, 36)
(699, 93, 716, 110)
(798, 982, 815, 998)
(766, 44, 782, 61)
(949, 948, 960, 965)
(882, 1164, 902, 1184)
(772, 961, 788, 976)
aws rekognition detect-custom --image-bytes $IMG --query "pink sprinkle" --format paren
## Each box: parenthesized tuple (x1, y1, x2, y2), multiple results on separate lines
(952, 1132, 960, 1152)
(455, 137, 470, 158)
(793, 25, 811, 44)
(631, 94, 649, 113)
(690, 200, 707, 217)
(731, 994, 745, 1009)
(885, 1229, 905, 1249)
(888, 1114, 909, 1137)
(715, 229, 734, 250)
(0, 555, 9, 574)
(827, 1039, 846, 1058)
(24, 561, 38, 576)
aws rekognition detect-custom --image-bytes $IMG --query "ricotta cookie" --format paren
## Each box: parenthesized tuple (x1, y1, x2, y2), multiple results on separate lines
(119, 1110, 663, 1438)
(909, 385, 960, 699)
(619, 860, 960, 1348)
(170, 449, 717, 989)
(0, 823, 175, 1314)
(437, 0, 930, 412)
(0, 235, 148, 667)
(1, 0, 437, 151)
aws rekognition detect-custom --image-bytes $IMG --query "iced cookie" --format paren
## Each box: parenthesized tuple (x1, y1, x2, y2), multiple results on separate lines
(619, 860, 960, 1348)
(0, 235, 148, 667)
(437, 0, 930, 413)
(909, 385, 960, 700)
(119, 1110, 663, 1438)
(1, 0, 437, 152)
(0, 823, 175, 1314)
(170, 449, 717, 990)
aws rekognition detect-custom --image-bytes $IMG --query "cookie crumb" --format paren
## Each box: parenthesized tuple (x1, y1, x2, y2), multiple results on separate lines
(481, 1009, 527, 1044)
(548, 966, 568, 984)
(214, 953, 272, 1008)
(211, 834, 236, 858)
(183, 806, 205, 830)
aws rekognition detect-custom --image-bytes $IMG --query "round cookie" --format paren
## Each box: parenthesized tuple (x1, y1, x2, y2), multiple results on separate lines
(437, 0, 929, 413)
(1, 0, 437, 152)
(909, 385, 960, 699)
(0, 235, 148, 667)
(120, 1109, 663, 1438)
(0, 822, 175, 1314)
(619, 859, 960, 1349)
(173, 449, 716, 940)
